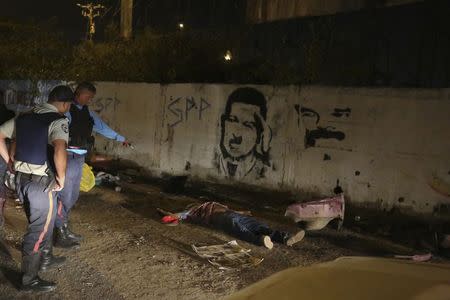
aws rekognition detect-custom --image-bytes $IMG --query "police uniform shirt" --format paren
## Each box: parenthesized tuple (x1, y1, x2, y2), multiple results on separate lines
(0, 103, 69, 176)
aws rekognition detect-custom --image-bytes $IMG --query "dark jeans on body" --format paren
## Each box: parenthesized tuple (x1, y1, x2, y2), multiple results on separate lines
(211, 211, 289, 245)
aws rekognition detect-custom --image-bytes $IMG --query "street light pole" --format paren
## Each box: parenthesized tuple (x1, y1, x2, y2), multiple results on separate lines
(120, 0, 133, 40)
(77, 3, 105, 41)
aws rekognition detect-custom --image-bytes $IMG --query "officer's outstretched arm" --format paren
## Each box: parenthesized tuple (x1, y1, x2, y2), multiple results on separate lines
(52, 139, 67, 191)
(0, 132, 9, 164)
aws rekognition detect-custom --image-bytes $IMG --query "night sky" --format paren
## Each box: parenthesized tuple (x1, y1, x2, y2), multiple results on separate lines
(0, 0, 245, 41)
(0, 0, 98, 40)
(0, 0, 81, 22)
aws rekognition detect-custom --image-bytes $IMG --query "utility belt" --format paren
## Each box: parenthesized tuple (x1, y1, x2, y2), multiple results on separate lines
(16, 171, 57, 193)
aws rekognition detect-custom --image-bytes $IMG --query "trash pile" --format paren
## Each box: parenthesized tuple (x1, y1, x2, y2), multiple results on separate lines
(78, 162, 122, 192)
(192, 240, 263, 270)
(95, 171, 120, 186)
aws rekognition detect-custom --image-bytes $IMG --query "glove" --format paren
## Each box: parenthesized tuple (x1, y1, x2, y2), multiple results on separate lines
(161, 215, 179, 226)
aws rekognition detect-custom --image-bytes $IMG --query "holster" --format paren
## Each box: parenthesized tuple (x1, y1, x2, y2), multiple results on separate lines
(43, 169, 57, 193)
(16, 170, 56, 193)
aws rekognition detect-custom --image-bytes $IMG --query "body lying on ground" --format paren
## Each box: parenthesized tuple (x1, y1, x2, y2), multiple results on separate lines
(160, 201, 305, 249)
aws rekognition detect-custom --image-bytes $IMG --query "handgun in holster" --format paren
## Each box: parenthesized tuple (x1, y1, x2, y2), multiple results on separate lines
(43, 169, 57, 193)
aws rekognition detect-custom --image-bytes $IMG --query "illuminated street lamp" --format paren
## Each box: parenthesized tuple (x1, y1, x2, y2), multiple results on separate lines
(178, 23, 184, 30)
(77, 3, 105, 41)
(224, 50, 233, 61)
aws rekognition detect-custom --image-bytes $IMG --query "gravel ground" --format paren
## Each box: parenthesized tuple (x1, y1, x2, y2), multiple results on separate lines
(0, 182, 440, 300)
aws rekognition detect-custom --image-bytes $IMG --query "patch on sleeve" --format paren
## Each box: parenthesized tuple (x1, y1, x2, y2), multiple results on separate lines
(61, 123, 69, 134)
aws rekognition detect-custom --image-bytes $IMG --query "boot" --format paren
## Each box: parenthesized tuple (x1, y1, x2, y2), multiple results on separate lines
(53, 226, 80, 249)
(62, 222, 83, 242)
(40, 242, 66, 271)
(21, 253, 56, 292)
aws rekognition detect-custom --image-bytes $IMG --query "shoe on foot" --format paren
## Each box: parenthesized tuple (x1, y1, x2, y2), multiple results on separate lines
(40, 242, 66, 271)
(54, 237, 80, 250)
(261, 235, 273, 249)
(53, 227, 80, 250)
(62, 222, 83, 242)
(40, 255, 66, 272)
(22, 254, 56, 293)
(286, 230, 305, 246)
(21, 276, 56, 292)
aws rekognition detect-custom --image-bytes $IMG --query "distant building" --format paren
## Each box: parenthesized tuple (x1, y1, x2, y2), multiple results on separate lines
(134, 0, 246, 31)
(246, 0, 422, 23)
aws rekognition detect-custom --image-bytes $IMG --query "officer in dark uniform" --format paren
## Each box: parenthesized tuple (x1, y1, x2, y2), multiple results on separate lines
(0, 85, 73, 292)
(54, 81, 128, 248)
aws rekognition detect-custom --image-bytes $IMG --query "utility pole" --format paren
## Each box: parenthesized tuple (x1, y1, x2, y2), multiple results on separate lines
(77, 3, 105, 41)
(120, 0, 133, 40)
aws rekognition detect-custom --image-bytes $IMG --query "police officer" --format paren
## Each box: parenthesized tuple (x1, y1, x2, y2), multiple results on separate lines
(0, 103, 15, 228)
(54, 81, 128, 248)
(0, 85, 73, 292)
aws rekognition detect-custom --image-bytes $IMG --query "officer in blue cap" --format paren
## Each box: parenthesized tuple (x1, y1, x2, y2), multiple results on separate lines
(0, 85, 73, 292)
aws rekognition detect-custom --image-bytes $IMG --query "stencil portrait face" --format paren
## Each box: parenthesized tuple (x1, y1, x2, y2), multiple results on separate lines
(300, 106, 347, 148)
(222, 102, 261, 159)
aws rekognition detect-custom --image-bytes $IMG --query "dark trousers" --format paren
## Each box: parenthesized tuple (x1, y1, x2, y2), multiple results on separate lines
(16, 176, 57, 257)
(211, 212, 289, 245)
(55, 153, 85, 228)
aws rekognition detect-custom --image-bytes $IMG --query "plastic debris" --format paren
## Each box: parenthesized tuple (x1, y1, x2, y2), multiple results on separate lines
(95, 171, 120, 186)
(285, 194, 345, 230)
(394, 253, 432, 262)
(80, 163, 96, 192)
(192, 240, 263, 270)
(161, 215, 179, 226)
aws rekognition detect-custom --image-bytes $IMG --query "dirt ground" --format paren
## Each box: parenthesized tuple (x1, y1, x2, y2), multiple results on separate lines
(0, 180, 446, 300)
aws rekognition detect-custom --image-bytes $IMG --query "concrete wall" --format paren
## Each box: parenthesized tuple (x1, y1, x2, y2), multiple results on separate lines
(1, 81, 449, 217)
(91, 83, 450, 217)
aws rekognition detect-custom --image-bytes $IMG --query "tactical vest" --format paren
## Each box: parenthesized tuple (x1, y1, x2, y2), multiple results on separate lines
(15, 112, 65, 166)
(69, 105, 94, 149)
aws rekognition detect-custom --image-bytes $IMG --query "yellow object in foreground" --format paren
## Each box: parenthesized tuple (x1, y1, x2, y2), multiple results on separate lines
(226, 256, 450, 300)
(80, 163, 95, 192)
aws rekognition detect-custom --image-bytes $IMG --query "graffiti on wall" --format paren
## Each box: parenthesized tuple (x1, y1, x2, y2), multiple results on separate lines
(92, 96, 121, 113)
(166, 96, 211, 128)
(0, 80, 65, 111)
(218, 87, 272, 179)
(294, 104, 349, 148)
